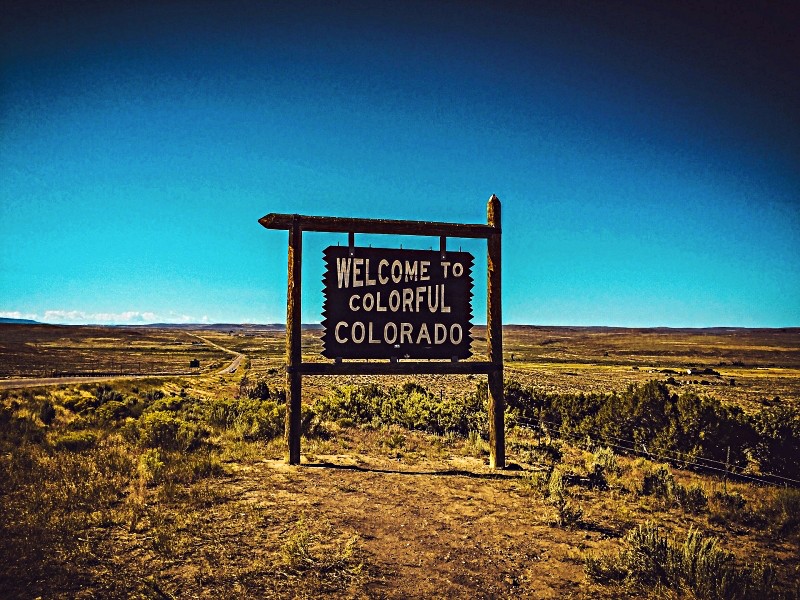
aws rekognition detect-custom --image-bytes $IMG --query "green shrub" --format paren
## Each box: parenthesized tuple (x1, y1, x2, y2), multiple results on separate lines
(39, 400, 56, 425)
(587, 446, 618, 490)
(641, 464, 675, 499)
(586, 521, 776, 599)
(54, 430, 97, 451)
(138, 411, 204, 451)
(0, 407, 45, 445)
(713, 490, 747, 512)
(503, 379, 800, 481)
(96, 400, 129, 423)
(548, 467, 582, 527)
(760, 488, 800, 534)
(592, 446, 619, 474)
(676, 484, 708, 513)
(521, 467, 553, 496)
(137, 448, 165, 485)
(148, 397, 183, 413)
(94, 384, 124, 405)
(312, 382, 487, 436)
(208, 397, 284, 441)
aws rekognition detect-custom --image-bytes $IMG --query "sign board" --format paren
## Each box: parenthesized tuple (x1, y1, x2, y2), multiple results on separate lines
(321, 246, 474, 360)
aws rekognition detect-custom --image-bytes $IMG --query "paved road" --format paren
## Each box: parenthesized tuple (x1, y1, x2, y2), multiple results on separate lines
(0, 335, 246, 389)
(187, 334, 245, 375)
(0, 373, 181, 390)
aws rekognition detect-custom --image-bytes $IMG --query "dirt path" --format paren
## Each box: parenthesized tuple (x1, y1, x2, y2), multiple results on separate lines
(92, 449, 621, 599)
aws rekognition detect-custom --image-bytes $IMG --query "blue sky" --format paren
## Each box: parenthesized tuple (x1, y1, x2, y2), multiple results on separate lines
(1, 1, 798, 327)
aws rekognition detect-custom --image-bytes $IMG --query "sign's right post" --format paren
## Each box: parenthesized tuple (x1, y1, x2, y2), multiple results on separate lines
(487, 194, 505, 469)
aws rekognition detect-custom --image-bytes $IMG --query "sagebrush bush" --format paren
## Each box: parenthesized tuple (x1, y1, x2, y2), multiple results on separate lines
(207, 397, 284, 441)
(585, 521, 776, 599)
(138, 411, 204, 451)
(548, 467, 582, 527)
(54, 430, 97, 451)
(641, 464, 675, 499)
(312, 382, 487, 436)
(504, 379, 800, 481)
(760, 488, 800, 534)
(39, 400, 56, 425)
(676, 484, 708, 513)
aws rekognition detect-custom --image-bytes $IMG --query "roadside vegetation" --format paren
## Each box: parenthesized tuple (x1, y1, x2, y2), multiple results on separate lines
(2, 374, 798, 598)
(1, 325, 798, 598)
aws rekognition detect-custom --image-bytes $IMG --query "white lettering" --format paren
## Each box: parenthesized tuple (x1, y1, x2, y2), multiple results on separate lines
(384, 322, 398, 344)
(351, 321, 365, 343)
(335, 321, 348, 343)
(441, 261, 450, 278)
(402, 288, 413, 312)
(415, 286, 425, 312)
(349, 294, 360, 311)
(391, 260, 402, 283)
(337, 258, 352, 288)
(450, 324, 463, 345)
(376, 291, 387, 312)
(362, 293, 375, 312)
(365, 259, 376, 286)
(378, 259, 389, 285)
(427, 285, 440, 313)
(434, 323, 447, 344)
(400, 322, 413, 344)
(389, 290, 401, 312)
(352, 258, 364, 287)
(368, 321, 379, 343)
(452, 262, 463, 277)
(441, 285, 451, 313)
(417, 323, 431, 344)
(420, 261, 430, 281)
(404, 260, 418, 282)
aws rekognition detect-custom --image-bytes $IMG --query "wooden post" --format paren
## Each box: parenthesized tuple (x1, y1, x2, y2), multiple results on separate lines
(285, 215, 303, 464)
(487, 194, 505, 469)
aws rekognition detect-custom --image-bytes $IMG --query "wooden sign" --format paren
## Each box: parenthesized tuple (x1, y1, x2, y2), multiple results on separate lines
(321, 246, 474, 360)
(259, 195, 503, 468)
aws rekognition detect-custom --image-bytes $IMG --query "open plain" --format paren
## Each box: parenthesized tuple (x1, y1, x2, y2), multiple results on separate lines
(1, 323, 798, 599)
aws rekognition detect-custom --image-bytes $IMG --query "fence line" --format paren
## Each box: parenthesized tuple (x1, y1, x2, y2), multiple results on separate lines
(512, 415, 800, 488)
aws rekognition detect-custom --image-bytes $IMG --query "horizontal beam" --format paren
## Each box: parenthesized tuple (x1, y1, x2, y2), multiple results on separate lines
(294, 361, 498, 376)
(259, 213, 498, 239)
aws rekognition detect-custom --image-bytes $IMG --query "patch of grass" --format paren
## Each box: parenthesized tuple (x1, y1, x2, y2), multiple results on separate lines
(548, 466, 583, 527)
(53, 429, 98, 451)
(585, 521, 777, 599)
(280, 514, 366, 586)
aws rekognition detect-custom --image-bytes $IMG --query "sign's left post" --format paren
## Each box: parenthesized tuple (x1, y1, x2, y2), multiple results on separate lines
(286, 216, 303, 464)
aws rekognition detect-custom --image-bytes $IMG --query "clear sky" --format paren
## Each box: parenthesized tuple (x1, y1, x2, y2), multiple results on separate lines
(1, 1, 798, 327)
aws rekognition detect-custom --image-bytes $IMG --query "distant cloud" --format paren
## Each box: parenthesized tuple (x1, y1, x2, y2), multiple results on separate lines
(2, 310, 208, 325)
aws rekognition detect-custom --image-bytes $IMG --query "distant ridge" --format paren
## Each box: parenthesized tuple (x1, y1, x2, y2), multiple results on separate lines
(0, 317, 40, 325)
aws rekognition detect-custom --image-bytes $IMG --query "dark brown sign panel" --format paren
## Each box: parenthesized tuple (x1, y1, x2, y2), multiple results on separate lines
(322, 246, 474, 360)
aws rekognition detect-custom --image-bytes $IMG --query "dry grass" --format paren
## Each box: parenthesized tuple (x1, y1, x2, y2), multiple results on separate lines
(0, 323, 798, 598)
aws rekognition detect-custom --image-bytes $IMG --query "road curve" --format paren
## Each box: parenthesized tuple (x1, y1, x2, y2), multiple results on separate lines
(187, 334, 246, 375)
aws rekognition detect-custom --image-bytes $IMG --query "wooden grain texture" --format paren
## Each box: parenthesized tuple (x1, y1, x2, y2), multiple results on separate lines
(487, 195, 505, 469)
(285, 217, 303, 465)
(260, 213, 497, 239)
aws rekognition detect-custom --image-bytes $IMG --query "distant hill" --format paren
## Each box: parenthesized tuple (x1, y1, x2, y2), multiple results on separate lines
(140, 323, 289, 331)
(0, 317, 40, 325)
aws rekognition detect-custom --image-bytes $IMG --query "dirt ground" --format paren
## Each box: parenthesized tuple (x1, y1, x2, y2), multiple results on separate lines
(81, 448, 628, 599)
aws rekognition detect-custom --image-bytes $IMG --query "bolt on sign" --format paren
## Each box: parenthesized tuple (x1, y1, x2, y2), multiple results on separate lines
(322, 246, 474, 360)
